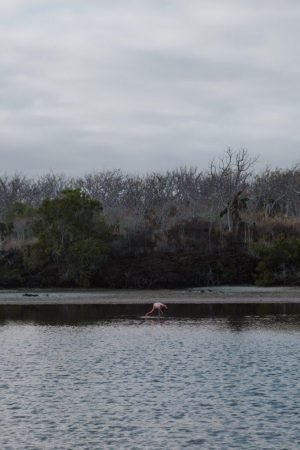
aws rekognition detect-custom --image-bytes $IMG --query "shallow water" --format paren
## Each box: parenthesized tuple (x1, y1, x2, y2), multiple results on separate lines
(1, 316, 300, 450)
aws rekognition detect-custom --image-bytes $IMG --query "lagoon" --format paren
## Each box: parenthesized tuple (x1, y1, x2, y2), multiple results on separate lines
(1, 316, 300, 449)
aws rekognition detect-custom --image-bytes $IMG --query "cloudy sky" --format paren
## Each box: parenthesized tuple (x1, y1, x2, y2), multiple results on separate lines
(1, 0, 300, 175)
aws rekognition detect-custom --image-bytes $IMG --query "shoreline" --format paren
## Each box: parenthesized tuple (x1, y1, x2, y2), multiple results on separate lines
(1, 287, 300, 321)
(0, 286, 299, 305)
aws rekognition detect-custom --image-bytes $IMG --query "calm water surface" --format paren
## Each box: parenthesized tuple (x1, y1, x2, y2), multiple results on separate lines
(1, 316, 300, 450)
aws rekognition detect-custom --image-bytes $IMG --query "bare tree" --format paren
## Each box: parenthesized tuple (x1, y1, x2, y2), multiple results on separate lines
(208, 148, 258, 234)
(252, 165, 300, 218)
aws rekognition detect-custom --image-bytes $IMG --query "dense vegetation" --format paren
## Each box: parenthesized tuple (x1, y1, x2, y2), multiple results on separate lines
(1, 148, 300, 288)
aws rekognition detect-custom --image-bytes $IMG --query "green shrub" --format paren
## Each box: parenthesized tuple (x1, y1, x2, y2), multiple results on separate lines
(253, 236, 300, 285)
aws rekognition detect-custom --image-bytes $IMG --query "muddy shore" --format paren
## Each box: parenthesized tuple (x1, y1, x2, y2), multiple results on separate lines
(0, 286, 300, 305)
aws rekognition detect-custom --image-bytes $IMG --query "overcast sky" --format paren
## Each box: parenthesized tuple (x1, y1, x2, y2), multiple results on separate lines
(1, 0, 300, 175)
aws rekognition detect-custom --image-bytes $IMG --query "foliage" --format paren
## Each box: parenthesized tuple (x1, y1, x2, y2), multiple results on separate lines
(2, 151, 300, 288)
(26, 189, 112, 286)
(253, 237, 300, 285)
(0, 250, 24, 287)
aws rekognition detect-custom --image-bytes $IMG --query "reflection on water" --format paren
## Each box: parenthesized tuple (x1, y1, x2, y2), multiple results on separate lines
(1, 317, 300, 450)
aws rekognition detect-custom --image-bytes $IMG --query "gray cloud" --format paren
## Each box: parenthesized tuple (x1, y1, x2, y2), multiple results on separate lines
(0, 0, 300, 175)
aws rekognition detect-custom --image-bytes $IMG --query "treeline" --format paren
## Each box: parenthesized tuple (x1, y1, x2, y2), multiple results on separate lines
(1, 148, 300, 288)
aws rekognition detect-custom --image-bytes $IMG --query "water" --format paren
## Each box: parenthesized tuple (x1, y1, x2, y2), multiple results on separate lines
(1, 316, 300, 450)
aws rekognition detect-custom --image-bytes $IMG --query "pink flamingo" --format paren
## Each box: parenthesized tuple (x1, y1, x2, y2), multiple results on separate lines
(144, 302, 168, 317)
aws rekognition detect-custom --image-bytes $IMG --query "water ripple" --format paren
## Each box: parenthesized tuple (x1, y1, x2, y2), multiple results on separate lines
(0, 317, 300, 449)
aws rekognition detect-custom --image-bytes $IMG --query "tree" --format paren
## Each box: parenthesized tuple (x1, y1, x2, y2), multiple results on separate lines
(209, 148, 257, 236)
(28, 189, 112, 286)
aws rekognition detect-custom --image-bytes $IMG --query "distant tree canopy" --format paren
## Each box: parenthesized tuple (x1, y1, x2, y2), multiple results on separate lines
(1, 149, 300, 288)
